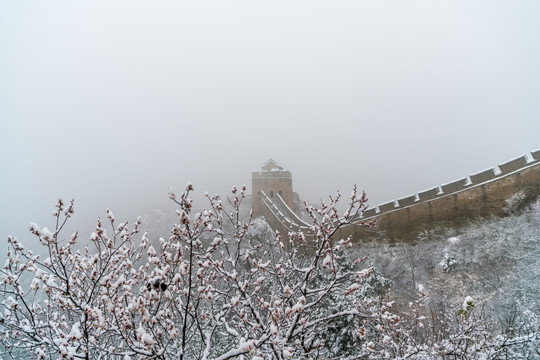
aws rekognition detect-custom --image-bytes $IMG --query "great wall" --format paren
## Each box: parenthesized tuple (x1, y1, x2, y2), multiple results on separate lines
(252, 150, 540, 242)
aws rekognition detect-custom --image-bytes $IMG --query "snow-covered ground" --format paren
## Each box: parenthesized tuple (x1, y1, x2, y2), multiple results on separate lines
(355, 198, 540, 317)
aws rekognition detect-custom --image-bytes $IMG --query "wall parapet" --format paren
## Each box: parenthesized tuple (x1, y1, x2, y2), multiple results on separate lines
(470, 168, 496, 184)
(252, 170, 292, 180)
(360, 150, 540, 221)
(397, 194, 417, 207)
(258, 191, 311, 235)
(499, 155, 529, 175)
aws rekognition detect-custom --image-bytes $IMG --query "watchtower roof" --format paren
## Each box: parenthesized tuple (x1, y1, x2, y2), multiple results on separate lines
(261, 159, 283, 171)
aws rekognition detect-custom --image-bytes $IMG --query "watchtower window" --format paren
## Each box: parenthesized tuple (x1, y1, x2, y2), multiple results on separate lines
(270, 190, 274, 198)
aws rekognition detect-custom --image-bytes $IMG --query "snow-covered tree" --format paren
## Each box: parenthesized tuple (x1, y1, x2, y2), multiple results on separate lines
(3, 184, 539, 359)
(1, 184, 376, 359)
(357, 289, 540, 359)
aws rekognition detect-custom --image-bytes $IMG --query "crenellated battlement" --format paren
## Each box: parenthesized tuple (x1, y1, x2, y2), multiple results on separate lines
(361, 151, 540, 221)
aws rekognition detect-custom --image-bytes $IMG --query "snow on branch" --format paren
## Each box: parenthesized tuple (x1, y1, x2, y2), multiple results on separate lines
(1, 184, 538, 359)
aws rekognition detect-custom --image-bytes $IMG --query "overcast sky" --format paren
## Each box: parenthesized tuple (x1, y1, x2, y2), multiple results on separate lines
(1, 1, 539, 249)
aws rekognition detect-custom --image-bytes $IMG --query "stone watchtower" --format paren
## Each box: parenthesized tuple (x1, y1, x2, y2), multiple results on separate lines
(252, 159, 295, 217)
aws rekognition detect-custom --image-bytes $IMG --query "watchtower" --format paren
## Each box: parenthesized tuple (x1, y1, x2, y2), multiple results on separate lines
(252, 159, 295, 217)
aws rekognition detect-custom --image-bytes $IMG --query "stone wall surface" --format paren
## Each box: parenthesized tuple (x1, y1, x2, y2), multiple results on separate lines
(441, 178, 467, 194)
(418, 187, 440, 201)
(397, 195, 416, 207)
(363, 208, 378, 218)
(470, 169, 496, 184)
(252, 170, 294, 216)
(378, 201, 396, 213)
(499, 156, 528, 174)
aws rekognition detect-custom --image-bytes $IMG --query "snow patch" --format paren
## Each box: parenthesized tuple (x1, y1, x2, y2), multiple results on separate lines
(504, 190, 526, 211)
(447, 236, 460, 244)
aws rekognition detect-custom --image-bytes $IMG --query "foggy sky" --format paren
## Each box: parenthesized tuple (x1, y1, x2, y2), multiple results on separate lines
(1, 1, 540, 251)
